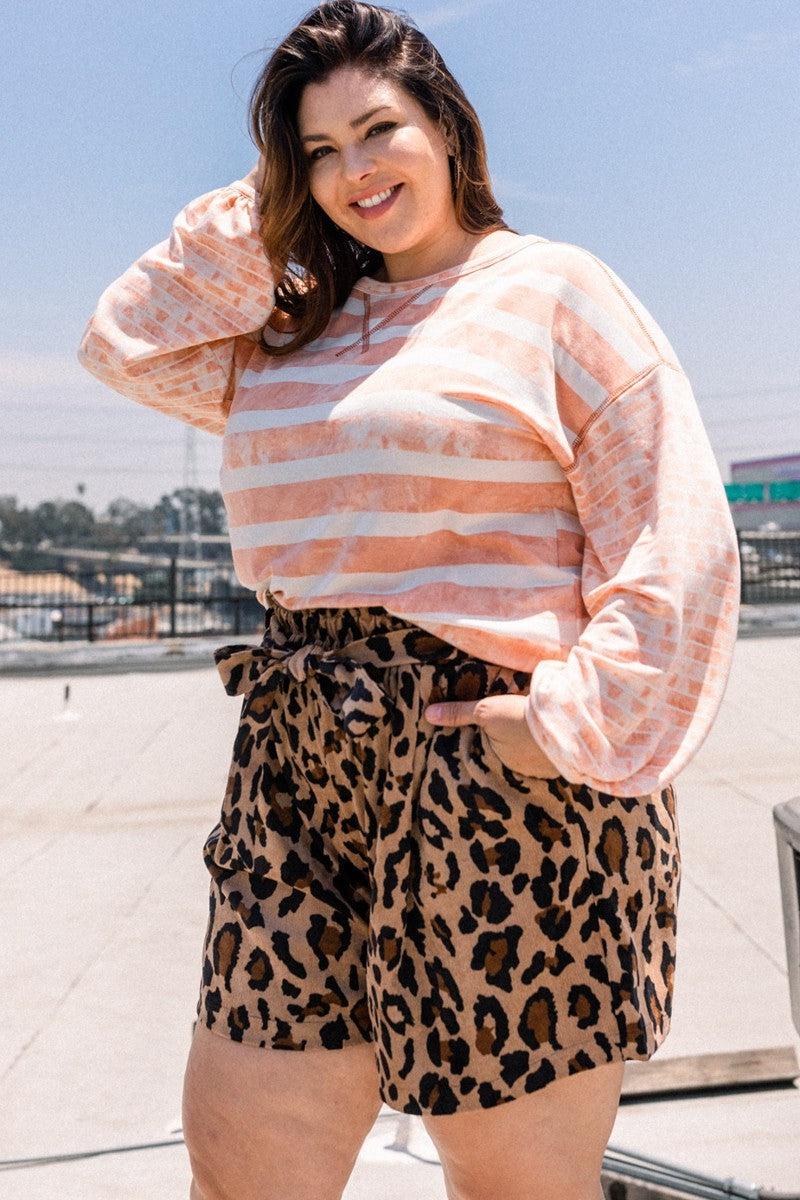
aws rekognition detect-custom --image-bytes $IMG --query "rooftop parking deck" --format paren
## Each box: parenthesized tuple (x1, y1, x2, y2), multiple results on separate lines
(1, 624, 799, 1198)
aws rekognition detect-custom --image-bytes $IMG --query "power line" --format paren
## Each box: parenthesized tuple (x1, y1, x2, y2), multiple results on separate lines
(1, 434, 202, 447)
(5, 382, 799, 411)
(695, 383, 800, 402)
(0, 462, 221, 477)
(9, 413, 800, 436)
(703, 410, 800, 426)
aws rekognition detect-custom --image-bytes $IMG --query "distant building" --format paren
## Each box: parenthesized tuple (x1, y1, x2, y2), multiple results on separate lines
(726, 453, 800, 531)
(139, 533, 233, 563)
(0, 568, 94, 640)
(731, 453, 800, 483)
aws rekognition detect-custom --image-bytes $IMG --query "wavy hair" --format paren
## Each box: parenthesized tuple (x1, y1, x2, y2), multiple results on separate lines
(248, 0, 513, 356)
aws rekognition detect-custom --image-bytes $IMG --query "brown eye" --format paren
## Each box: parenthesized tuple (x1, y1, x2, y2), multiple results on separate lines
(307, 121, 395, 163)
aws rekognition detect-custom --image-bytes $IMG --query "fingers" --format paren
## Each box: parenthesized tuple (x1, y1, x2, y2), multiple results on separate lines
(422, 700, 479, 724)
(242, 155, 266, 195)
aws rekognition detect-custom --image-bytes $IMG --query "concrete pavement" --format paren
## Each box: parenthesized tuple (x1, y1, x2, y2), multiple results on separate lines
(1, 622, 799, 1197)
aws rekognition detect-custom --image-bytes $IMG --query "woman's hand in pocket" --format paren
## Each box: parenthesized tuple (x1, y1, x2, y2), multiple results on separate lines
(424, 693, 562, 778)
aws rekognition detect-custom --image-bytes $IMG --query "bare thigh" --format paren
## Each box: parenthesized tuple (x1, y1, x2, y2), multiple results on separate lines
(421, 1059, 625, 1200)
(182, 1022, 383, 1200)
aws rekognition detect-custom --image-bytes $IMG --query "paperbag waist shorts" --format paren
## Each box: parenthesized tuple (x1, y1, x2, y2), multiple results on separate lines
(195, 593, 681, 1116)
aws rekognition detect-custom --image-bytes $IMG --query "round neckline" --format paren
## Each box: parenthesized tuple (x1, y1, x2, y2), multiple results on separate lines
(352, 233, 547, 295)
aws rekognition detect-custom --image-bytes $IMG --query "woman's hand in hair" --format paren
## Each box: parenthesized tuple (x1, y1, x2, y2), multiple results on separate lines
(242, 153, 266, 196)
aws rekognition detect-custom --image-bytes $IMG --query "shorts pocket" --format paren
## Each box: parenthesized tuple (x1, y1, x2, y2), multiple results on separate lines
(458, 722, 542, 791)
(477, 724, 543, 782)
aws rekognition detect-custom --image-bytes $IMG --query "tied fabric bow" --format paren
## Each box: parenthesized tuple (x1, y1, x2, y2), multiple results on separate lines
(213, 630, 459, 740)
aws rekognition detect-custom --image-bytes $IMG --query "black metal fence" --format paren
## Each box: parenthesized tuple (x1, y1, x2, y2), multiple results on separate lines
(0, 559, 264, 643)
(736, 529, 800, 604)
(1, 530, 799, 643)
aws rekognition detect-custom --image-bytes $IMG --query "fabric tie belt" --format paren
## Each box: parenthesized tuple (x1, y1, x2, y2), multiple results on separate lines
(213, 626, 462, 739)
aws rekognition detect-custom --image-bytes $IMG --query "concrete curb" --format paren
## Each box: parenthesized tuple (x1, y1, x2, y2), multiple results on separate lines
(735, 603, 800, 638)
(0, 635, 258, 677)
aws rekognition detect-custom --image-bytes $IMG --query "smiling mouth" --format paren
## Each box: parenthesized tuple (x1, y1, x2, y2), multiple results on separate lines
(349, 183, 403, 217)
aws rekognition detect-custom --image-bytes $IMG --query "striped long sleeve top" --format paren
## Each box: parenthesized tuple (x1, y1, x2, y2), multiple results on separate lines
(77, 174, 741, 797)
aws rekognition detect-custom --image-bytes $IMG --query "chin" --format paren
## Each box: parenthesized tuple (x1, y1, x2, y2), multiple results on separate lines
(356, 230, 419, 255)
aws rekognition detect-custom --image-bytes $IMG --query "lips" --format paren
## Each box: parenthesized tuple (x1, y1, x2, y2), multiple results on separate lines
(349, 183, 401, 206)
(349, 183, 403, 218)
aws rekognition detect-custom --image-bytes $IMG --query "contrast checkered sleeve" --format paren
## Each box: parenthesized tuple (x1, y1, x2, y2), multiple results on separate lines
(76, 175, 275, 435)
(525, 359, 741, 796)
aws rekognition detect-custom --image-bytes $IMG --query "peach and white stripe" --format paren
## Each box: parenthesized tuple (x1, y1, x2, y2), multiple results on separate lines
(77, 175, 740, 796)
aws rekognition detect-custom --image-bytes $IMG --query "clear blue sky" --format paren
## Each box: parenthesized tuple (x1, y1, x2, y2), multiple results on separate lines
(3, 0, 799, 513)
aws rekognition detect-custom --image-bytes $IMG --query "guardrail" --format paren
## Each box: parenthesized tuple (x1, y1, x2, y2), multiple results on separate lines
(736, 529, 800, 604)
(0, 559, 264, 642)
(2, 529, 800, 643)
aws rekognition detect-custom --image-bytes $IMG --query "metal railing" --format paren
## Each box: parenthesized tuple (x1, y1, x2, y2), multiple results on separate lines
(737, 529, 800, 604)
(0, 559, 264, 643)
(2, 529, 799, 643)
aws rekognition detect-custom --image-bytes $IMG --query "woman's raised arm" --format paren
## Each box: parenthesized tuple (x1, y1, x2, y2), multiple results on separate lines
(76, 163, 275, 436)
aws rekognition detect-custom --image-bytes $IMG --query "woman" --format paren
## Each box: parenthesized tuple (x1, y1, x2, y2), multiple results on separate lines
(77, 2, 741, 1197)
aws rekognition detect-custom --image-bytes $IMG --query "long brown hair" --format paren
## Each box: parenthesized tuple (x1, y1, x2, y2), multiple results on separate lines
(248, 0, 514, 357)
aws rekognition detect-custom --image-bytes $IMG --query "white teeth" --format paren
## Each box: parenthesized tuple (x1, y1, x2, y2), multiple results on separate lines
(355, 186, 396, 208)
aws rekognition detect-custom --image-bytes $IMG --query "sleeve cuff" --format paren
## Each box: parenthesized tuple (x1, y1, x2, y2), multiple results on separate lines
(229, 177, 257, 202)
(524, 666, 589, 788)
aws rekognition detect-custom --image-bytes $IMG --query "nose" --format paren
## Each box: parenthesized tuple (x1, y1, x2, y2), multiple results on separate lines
(339, 143, 379, 187)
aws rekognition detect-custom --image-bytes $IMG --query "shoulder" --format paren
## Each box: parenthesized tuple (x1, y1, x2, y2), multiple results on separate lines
(509, 238, 682, 371)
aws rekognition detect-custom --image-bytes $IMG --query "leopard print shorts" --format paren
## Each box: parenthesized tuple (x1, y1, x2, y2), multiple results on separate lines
(195, 593, 681, 1116)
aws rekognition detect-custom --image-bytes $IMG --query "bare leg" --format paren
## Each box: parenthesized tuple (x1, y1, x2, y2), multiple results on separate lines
(421, 1059, 625, 1200)
(182, 1022, 383, 1200)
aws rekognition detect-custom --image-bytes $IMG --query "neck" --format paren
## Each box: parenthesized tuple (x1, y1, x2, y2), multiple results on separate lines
(377, 227, 508, 284)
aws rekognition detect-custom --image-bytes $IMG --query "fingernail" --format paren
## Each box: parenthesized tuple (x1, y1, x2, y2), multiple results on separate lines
(426, 705, 442, 719)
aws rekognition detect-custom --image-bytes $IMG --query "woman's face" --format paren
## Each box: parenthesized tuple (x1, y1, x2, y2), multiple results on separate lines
(297, 65, 465, 278)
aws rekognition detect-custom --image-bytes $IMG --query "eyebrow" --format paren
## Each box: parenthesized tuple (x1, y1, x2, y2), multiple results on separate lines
(300, 105, 394, 144)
